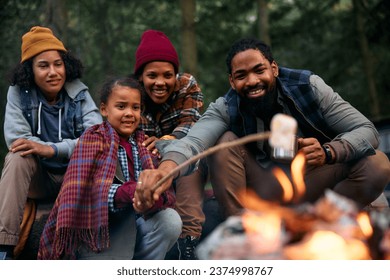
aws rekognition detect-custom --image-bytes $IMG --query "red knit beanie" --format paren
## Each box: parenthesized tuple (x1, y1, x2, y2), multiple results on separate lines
(134, 30, 179, 75)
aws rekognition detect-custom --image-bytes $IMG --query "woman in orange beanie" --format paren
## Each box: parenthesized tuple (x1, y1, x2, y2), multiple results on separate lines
(0, 26, 102, 259)
(134, 29, 207, 260)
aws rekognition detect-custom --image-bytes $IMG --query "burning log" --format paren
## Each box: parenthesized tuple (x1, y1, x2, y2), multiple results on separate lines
(196, 190, 390, 260)
(196, 214, 287, 260)
(240, 189, 317, 237)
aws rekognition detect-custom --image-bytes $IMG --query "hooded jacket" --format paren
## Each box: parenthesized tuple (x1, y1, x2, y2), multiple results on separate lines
(4, 79, 102, 159)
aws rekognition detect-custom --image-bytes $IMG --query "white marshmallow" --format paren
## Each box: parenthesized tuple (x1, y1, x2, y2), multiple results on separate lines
(269, 114, 297, 150)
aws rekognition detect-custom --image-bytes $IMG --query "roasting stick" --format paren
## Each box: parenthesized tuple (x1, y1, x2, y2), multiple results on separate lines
(151, 113, 297, 192)
(151, 131, 271, 192)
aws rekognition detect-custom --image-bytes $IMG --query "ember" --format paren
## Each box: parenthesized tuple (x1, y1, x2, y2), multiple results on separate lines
(283, 230, 370, 260)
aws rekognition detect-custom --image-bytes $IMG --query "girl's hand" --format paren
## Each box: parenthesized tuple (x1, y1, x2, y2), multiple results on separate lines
(133, 196, 152, 213)
(134, 161, 177, 207)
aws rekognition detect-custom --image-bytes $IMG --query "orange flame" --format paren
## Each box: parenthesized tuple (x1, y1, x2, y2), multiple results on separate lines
(272, 167, 294, 202)
(291, 152, 306, 200)
(357, 212, 373, 237)
(284, 230, 371, 260)
(272, 151, 306, 203)
(242, 211, 282, 237)
(241, 210, 285, 255)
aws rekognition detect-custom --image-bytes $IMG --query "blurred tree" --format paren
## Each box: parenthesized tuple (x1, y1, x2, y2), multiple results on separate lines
(269, 0, 390, 120)
(196, 0, 257, 104)
(257, 0, 271, 45)
(180, 0, 198, 77)
(44, 0, 68, 39)
(353, 0, 380, 118)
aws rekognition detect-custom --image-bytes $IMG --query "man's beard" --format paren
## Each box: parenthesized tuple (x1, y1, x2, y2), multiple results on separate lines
(245, 89, 277, 121)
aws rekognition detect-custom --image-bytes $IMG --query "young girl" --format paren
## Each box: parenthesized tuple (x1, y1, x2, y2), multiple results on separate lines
(38, 77, 181, 260)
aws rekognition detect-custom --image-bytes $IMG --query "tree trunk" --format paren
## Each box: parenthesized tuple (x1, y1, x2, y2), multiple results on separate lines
(257, 0, 271, 46)
(44, 0, 68, 43)
(180, 0, 198, 77)
(352, 0, 380, 119)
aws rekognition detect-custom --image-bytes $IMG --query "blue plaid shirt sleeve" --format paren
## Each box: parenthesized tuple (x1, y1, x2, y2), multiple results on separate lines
(108, 139, 141, 213)
(108, 145, 129, 213)
(108, 183, 122, 213)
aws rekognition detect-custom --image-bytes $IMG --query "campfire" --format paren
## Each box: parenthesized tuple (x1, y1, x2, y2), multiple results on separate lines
(197, 152, 390, 260)
(148, 112, 389, 260)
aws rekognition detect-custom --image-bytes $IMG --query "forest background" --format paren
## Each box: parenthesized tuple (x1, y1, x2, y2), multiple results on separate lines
(0, 0, 389, 168)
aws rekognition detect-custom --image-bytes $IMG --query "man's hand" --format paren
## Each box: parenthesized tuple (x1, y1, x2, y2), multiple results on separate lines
(134, 160, 178, 208)
(10, 139, 55, 158)
(297, 137, 327, 166)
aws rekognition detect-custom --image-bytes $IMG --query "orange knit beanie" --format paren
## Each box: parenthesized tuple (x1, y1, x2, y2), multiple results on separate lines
(21, 26, 67, 63)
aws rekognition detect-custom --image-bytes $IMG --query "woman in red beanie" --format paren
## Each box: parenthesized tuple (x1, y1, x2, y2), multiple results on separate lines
(134, 29, 207, 260)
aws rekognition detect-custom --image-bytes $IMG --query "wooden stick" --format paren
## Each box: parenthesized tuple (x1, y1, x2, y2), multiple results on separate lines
(151, 131, 271, 191)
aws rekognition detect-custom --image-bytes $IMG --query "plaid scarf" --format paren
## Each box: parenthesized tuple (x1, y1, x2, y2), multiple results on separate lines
(38, 121, 157, 259)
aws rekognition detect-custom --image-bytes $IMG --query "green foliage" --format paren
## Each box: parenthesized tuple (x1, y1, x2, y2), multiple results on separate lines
(196, 0, 258, 104)
(269, 0, 390, 119)
(0, 0, 390, 168)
